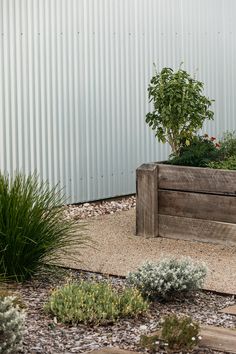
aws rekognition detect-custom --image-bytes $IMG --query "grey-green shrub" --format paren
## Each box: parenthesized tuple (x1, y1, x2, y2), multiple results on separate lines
(0, 172, 86, 282)
(45, 281, 149, 325)
(0, 296, 25, 353)
(127, 258, 207, 298)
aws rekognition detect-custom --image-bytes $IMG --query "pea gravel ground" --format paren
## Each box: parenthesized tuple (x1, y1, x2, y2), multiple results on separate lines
(63, 197, 236, 295)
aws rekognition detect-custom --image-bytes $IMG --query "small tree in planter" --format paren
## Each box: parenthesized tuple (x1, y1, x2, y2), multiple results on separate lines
(137, 65, 236, 243)
(146, 66, 214, 156)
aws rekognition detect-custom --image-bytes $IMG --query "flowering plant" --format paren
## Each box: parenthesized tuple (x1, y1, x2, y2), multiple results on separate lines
(161, 314, 201, 350)
(203, 133, 221, 148)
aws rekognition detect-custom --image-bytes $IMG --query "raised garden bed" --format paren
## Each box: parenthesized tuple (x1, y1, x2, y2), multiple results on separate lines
(136, 163, 236, 246)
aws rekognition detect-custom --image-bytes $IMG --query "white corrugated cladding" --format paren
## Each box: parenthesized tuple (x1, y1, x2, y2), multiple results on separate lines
(0, 0, 236, 203)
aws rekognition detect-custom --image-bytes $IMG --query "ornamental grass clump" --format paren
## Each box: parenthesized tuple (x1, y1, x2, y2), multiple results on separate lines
(45, 281, 149, 325)
(127, 258, 207, 299)
(0, 295, 25, 353)
(0, 172, 86, 282)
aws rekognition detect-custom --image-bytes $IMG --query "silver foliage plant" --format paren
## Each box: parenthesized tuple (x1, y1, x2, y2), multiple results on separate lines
(0, 296, 26, 353)
(127, 258, 207, 298)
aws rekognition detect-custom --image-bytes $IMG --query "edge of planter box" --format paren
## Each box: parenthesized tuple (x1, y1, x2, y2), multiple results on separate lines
(136, 162, 236, 245)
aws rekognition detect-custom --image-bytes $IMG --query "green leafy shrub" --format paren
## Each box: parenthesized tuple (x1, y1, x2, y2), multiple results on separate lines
(161, 314, 200, 350)
(208, 155, 236, 170)
(127, 258, 207, 299)
(45, 281, 149, 325)
(146, 66, 214, 155)
(0, 172, 86, 282)
(167, 135, 220, 167)
(0, 295, 25, 353)
(219, 130, 236, 158)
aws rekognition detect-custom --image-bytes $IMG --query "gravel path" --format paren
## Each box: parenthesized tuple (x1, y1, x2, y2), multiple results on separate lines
(9, 268, 236, 354)
(62, 198, 236, 295)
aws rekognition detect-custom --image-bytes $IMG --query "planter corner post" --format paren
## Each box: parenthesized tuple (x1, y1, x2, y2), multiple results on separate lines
(136, 163, 159, 237)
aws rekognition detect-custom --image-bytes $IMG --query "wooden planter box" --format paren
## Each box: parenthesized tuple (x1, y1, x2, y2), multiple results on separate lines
(136, 163, 236, 246)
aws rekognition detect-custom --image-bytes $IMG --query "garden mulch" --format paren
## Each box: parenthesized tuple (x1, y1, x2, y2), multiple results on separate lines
(12, 269, 236, 353)
(61, 207, 236, 295)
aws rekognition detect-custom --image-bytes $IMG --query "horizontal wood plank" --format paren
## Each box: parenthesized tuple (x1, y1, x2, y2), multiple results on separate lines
(159, 190, 236, 224)
(200, 326, 236, 353)
(159, 215, 236, 245)
(158, 164, 236, 195)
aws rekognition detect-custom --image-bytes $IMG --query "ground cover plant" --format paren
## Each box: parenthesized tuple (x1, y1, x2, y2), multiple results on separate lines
(140, 315, 200, 353)
(208, 155, 236, 170)
(219, 130, 236, 158)
(45, 280, 149, 325)
(161, 314, 200, 351)
(127, 258, 207, 299)
(0, 172, 86, 282)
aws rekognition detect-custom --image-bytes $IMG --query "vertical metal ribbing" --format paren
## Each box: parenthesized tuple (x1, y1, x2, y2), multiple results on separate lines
(0, 0, 236, 202)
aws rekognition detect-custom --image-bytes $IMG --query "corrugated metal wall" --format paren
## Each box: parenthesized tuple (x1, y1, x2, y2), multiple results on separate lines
(0, 0, 236, 203)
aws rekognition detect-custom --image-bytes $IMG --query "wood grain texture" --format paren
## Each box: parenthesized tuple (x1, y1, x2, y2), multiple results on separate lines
(159, 215, 236, 246)
(158, 164, 236, 195)
(136, 164, 159, 237)
(200, 326, 236, 353)
(220, 305, 236, 315)
(159, 190, 236, 224)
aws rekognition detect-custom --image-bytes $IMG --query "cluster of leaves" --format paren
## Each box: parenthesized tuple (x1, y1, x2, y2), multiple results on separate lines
(167, 135, 221, 167)
(127, 258, 207, 299)
(208, 156, 236, 170)
(0, 172, 86, 282)
(44, 280, 149, 325)
(0, 295, 25, 353)
(146, 66, 214, 155)
(161, 314, 200, 350)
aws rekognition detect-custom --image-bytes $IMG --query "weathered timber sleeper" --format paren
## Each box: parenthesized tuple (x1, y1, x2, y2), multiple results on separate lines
(136, 163, 236, 245)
